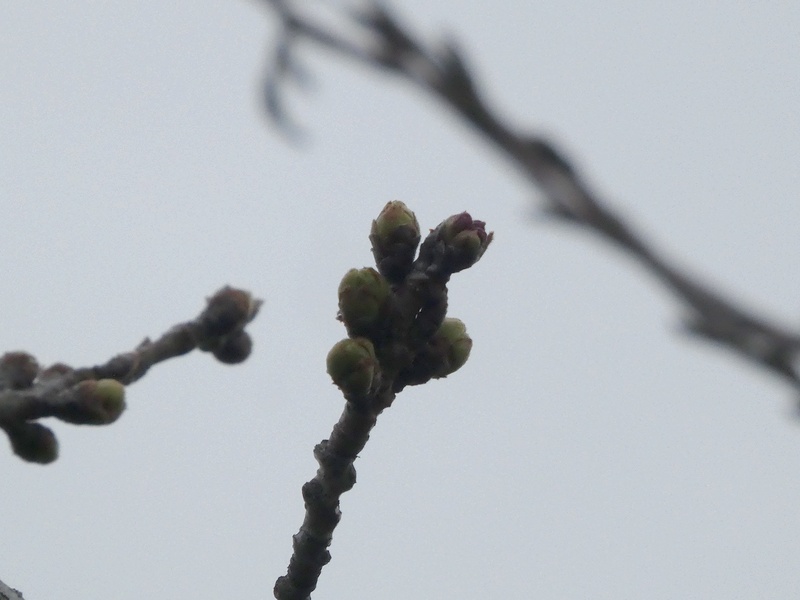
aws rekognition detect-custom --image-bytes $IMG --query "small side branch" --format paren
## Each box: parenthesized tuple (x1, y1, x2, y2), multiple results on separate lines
(0, 286, 261, 463)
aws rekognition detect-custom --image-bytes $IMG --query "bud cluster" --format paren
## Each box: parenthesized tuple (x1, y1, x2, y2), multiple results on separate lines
(198, 287, 261, 364)
(2, 286, 261, 465)
(326, 201, 490, 401)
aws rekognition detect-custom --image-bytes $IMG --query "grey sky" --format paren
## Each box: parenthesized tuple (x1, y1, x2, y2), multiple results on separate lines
(2, 2, 800, 598)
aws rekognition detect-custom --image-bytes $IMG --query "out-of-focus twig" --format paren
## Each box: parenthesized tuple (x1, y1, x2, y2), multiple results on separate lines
(258, 0, 800, 389)
(0, 578, 24, 600)
(0, 286, 261, 463)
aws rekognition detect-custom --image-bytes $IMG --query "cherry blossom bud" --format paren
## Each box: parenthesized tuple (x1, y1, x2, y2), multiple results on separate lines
(9, 422, 58, 464)
(326, 337, 378, 396)
(38, 363, 74, 382)
(431, 318, 472, 378)
(440, 212, 493, 273)
(338, 267, 391, 336)
(212, 330, 253, 365)
(201, 287, 261, 338)
(370, 201, 421, 283)
(63, 379, 126, 425)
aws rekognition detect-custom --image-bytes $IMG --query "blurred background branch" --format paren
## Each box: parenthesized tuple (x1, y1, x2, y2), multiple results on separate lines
(259, 0, 800, 390)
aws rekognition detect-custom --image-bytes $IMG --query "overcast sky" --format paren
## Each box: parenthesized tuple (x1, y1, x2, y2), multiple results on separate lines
(3, 2, 800, 599)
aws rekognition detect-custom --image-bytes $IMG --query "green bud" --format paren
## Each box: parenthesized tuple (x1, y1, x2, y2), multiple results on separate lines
(326, 337, 378, 396)
(451, 229, 483, 259)
(372, 200, 420, 241)
(431, 318, 472, 378)
(370, 201, 421, 283)
(64, 379, 126, 425)
(338, 267, 391, 336)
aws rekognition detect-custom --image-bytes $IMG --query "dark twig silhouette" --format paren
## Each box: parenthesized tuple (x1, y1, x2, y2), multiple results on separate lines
(0, 286, 261, 464)
(259, 0, 800, 388)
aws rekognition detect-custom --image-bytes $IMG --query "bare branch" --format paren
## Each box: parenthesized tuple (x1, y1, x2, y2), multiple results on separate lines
(0, 286, 262, 463)
(258, 0, 800, 388)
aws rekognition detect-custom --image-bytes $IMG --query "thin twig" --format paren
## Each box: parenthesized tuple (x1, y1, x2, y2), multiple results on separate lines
(0, 286, 261, 463)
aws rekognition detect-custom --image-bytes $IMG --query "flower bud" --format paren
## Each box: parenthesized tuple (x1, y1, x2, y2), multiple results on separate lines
(431, 318, 472, 378)
(212, 330, 253, 365)
(0, 352, 39, 390)
(372, 200, 420, 242)
(439, 212, 493, 273)
(370, 201, 421, 283)
(326, 337, 378, 396)
(440, 212, 476, 242)
(338, 267, 391, 336)
(201, 287, 262, 339)
(62, 379, 126, 425)
(9, 422, 58, 464)
(38, 362, 73, 381)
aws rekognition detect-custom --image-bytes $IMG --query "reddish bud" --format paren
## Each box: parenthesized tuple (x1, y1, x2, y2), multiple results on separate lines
(439, 212, 493, 273)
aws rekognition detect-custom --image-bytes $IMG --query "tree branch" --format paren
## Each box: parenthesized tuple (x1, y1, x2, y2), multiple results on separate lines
(275, 203, 491, 599)
(0, 286, 261, 464)
(258, 0, 800, 388)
